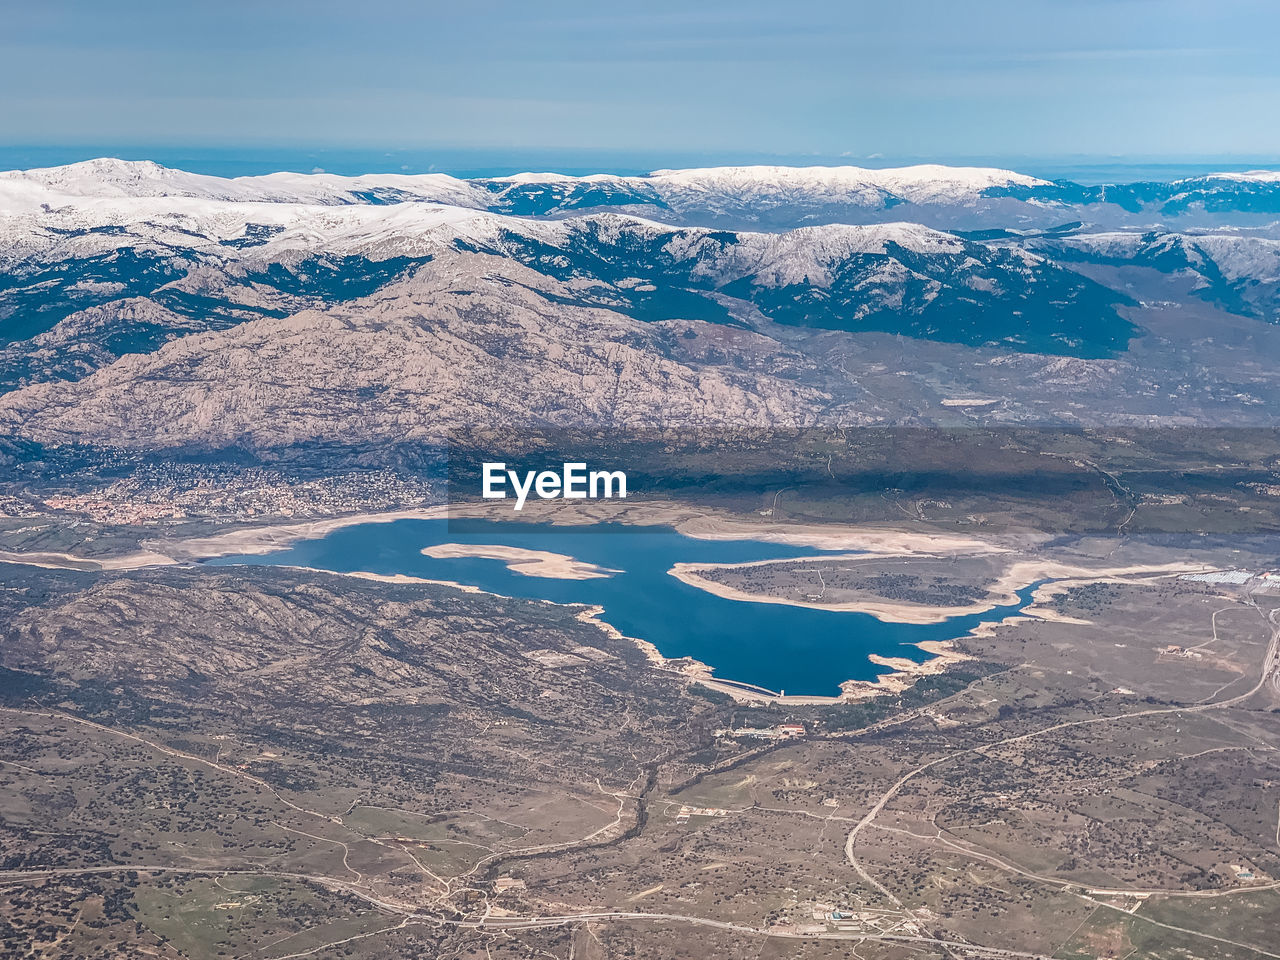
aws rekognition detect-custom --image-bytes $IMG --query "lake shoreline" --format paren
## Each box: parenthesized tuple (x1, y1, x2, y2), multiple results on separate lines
(667, 556, 1211, 624)
(0, 500, 1028, 572)
(140, 500, 1035, 567)
(0, 503, 1206, 705)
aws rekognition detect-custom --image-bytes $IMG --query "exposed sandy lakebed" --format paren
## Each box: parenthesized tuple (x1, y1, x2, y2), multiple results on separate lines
(421, 543, 620, 579)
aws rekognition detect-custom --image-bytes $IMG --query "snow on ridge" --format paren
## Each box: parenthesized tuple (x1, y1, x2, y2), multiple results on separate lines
(15, 158, 1280, 223)
(0, 179, 986, 265)
(1061, 229, 1280, 282)
(0, 189, 509, 262)
(0, 157, 492, 210)
(243, 170, 486, 205)
(1, 157, 1053, 213)
(488, 172, 627, 185)
(0, 157, 998, 277)
(647, 163, 1050, 205)
(678, 222, 971, 289)
(782, 221, 966, 252)
(1168, 233, 1280, 281)
(557, 215, 969, 257)
(0, 158, 252, 201)
(252, 202, 509, 258)
(1175, 170, 1280, 185)
(247, 209, 986, 279)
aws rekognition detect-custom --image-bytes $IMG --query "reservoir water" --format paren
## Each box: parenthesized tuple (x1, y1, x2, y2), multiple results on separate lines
(210, 518, 1036, 697)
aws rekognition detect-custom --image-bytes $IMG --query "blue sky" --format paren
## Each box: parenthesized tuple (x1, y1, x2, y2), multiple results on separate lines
(3, 0, 1279, 167)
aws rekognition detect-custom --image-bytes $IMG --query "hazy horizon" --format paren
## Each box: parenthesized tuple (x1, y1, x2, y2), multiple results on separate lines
(6, 1, 1280, 165)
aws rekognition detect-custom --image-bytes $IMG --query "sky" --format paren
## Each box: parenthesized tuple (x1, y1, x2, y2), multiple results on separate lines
(3, 0, 1279, 173)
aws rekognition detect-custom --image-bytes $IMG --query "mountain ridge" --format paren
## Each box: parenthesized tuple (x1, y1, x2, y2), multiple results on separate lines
(7, 158, 1280, 230)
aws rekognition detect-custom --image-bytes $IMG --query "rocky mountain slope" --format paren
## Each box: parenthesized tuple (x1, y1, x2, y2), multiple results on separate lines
(0, 254, 830, 450)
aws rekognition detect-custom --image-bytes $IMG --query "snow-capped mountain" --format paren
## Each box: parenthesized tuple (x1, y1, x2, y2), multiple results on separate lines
(1037, 230, 1280, 320)
(9, 158, 1280, 232)
(2, 157, 1280, 458)
(0, 157, 492, 208)
(0, 169, 1134, 371)
(988, 171, 1280, 221)
(0, 158, 1042, 212)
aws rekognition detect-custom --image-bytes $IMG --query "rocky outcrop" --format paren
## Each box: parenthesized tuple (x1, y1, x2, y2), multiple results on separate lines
(0, 255, 827, 450)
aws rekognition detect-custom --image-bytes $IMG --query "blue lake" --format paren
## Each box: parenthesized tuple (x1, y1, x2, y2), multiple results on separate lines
(209, 518, 1036, 697)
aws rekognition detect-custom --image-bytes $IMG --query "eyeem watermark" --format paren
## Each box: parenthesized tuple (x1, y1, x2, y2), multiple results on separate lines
(482, 462, 628, 511)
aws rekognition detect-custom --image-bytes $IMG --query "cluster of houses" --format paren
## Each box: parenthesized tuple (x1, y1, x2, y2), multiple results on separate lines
(1180, 569, 1277, 586)
(713, 723, 806, 740)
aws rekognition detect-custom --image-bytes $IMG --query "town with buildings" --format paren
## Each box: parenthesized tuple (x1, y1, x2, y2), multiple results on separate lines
(32, 464, 437, 527)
